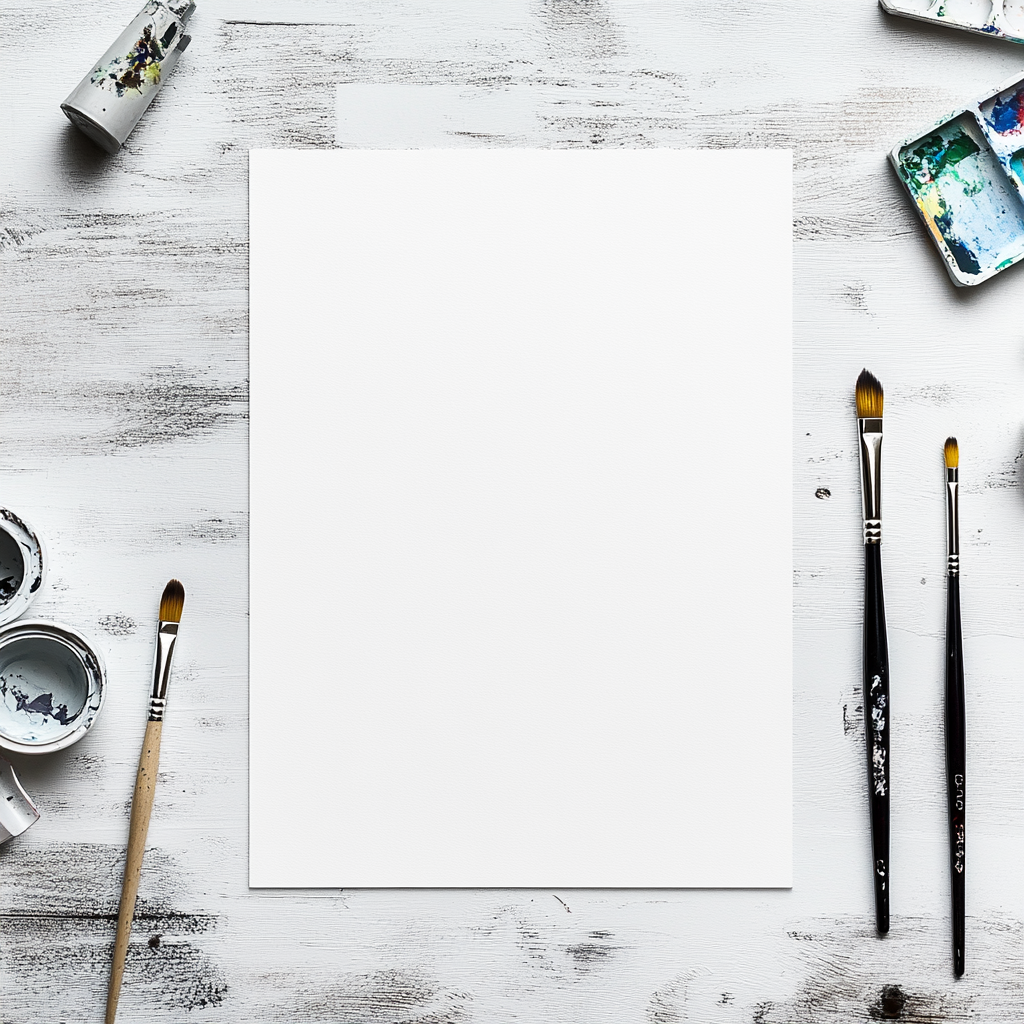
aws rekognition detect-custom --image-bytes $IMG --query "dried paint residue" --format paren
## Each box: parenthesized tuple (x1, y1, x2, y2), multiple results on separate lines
(0, 634, 95, 745)
(1012, 150, 1024, 190)
(90, 21, 178, 97)
(986, 86, 1024, 135)
(0, 673, 81, 728)
(898, 116, 1024, 278)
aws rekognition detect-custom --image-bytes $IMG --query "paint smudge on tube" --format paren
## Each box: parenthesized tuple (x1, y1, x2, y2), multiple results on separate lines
(90, 21, 177, 97)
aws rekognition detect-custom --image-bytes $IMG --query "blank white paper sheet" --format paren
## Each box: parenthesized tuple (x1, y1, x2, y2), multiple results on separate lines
(249, 149, 792, 889)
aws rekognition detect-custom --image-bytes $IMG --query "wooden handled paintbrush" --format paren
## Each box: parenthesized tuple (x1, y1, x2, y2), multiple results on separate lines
(856, 370, 889, 934)
(105, 579, 185, 1024)
(944, 437, 966, 976)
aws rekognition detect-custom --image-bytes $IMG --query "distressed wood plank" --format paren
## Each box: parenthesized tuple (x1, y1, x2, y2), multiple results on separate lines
(3, 0, 1024, 1020)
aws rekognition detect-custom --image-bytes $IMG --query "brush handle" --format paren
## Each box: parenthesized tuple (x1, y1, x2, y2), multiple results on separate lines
(946, 575, 966, 976)
(864, 543, 890, 934)
(105, 720, 163, 1024)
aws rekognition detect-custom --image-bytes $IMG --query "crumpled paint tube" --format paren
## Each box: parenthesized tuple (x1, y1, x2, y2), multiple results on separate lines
(0, 755, 40, 844)
(61, 0, 196, 155)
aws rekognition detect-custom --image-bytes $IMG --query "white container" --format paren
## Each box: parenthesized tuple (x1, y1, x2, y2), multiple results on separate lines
(0, 621, 107, 756)
(0, 509, 46, 628)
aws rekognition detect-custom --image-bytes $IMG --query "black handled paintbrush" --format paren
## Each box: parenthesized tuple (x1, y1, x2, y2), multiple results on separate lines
(944, 437, 965, 976)
(856, 369, 889, 934)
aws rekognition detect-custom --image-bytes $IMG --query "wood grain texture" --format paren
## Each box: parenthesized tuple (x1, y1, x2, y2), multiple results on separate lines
(3, 0, 1024, 1020)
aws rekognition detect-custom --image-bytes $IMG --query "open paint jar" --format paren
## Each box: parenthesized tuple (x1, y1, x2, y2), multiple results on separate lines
(0, 621, 106, 755)
(0, 509, 46, 627)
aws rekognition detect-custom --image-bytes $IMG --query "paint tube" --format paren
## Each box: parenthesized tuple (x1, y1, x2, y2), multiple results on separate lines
(61, 0, 196, 155)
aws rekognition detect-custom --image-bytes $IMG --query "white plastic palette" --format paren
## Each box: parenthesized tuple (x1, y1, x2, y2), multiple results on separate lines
(881, 0, 1024, 45)
(891, 72, 1024, 286)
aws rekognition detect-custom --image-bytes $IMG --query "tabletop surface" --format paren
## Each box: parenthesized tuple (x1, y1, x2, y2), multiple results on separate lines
(4, 1, 1024, 1021)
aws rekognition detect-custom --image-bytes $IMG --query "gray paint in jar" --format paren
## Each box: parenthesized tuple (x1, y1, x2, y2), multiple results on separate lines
(0, 623, 106, 756)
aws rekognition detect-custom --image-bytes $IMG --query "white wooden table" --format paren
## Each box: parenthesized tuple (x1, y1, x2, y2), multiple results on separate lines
(3, 1, 1024, 1020)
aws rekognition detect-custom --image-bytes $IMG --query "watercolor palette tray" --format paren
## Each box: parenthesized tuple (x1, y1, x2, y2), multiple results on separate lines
(891, 72, 1024, 286)
(880, 0, 1024, 45)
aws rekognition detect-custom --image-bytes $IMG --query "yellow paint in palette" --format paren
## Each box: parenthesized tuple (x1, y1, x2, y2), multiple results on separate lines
(891, 73, 1024, 286)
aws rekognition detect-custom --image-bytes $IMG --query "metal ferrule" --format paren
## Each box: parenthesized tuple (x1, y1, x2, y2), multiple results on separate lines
(149, 621, 179, 721)
(858, 418, 883, 545)
(946, 467, 959, 576)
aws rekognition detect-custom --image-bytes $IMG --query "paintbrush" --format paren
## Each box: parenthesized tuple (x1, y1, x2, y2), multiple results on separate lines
(856, 370, 890, 934)
(105, 579, 185, 1024)
(944, 437, 966, 976)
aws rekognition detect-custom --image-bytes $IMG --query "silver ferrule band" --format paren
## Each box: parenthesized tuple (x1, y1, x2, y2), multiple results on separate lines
(149, 622, 179, 721)
(946, 468, 959, 576)
(858, 418, 883, 545)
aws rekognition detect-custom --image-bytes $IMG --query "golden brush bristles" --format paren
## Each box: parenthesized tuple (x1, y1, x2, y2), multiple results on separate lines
(945, 437, 959, 469)
(856, 369, 884, 418)
(159, 579, 185, 623)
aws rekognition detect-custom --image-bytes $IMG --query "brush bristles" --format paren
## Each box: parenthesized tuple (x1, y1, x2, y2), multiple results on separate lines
(945, 437, 959, 469)
(856, 369, 884, 419)
(159, 579, 185, 623)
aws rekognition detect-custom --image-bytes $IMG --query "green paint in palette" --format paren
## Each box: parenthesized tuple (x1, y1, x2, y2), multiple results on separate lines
(891, 74, 1024, 286)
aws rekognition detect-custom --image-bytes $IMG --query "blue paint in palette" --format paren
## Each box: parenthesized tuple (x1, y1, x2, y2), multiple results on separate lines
(891, 74, 1024, 286)
(983, 84, 1024, 137)
(1012, 151, 1024, 190)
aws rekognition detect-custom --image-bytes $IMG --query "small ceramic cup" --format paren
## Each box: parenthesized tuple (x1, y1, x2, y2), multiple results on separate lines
(0, 509, 46, 628)
(0, 621, 106, 756)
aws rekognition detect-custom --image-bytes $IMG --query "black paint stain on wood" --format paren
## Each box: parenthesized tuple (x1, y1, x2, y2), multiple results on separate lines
(984, 460, 1021, 490)
(1015, 445, 1024, 497)
(843, 705, 863, 738)
(0, 841, 205, 915)
(0, 367, 247, 458)
(98, 613, 137, 635)
(135, 937, 228, 1012)
(839, 283, 871, 311)
(516, 917, 556, 971)
(283, 969, 468, 1023)
(218, 21, 359, 148)
(0, 223, 45, 250)
(178, 515, 243, 543)
(647, 975, 691, 1024)
(748, 916, 1024, 1022)
(2, 912, 226, 1016)
(566, 931, 619, 972)
(870, 985, 907, 1020)
(0, 842, 226, 1018)
(566, 940, 614, 965)
(539, 0, 625, 63)
(102, 371, 247, 450)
